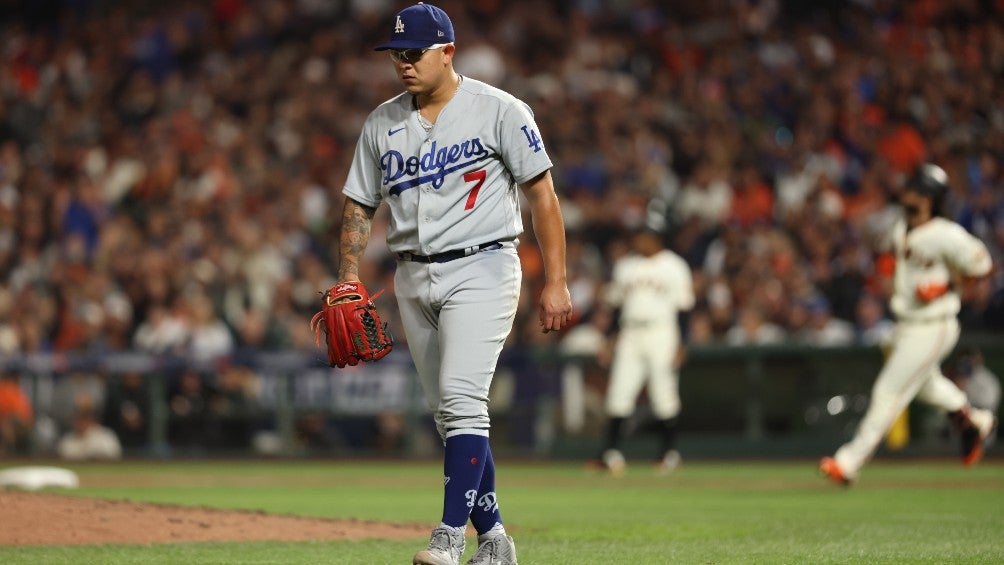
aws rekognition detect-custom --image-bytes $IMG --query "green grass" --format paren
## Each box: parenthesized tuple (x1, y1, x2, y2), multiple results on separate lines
(1, 459, 1002, 564)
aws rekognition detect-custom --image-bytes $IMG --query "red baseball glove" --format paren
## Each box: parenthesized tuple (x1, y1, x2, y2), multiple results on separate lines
(310, 281, 394, 368)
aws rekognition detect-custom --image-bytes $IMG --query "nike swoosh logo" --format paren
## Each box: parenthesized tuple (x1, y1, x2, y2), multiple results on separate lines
(388, 127, 406, 136)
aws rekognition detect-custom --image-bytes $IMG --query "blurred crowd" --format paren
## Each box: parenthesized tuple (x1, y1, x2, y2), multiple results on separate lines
(1, 0, 1003, 453)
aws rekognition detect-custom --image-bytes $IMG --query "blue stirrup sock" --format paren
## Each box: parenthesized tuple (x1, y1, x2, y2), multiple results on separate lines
(441, 432, 488, 528)
(470, 445, 504, 536)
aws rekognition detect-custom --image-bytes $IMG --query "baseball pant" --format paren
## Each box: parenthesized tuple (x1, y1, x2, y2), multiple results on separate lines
(834, 318, 966, 478)
(605, 324, 681, 420)
(394, 246, 521, 440)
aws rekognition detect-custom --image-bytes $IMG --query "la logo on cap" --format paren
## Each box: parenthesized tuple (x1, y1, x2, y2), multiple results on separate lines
(374, 2, 455, 52)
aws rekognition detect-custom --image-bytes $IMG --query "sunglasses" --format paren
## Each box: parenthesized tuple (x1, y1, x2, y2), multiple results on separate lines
(389, 43, 450, 64)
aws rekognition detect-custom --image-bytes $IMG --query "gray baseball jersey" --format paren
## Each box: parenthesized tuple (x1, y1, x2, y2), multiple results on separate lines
(343, 76, 553, 254)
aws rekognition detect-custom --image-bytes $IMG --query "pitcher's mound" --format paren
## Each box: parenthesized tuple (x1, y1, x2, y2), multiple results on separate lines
(0, 491, 430, 546)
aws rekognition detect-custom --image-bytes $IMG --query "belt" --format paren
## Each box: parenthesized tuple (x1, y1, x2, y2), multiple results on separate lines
(622, 321, 670, 329)
(623, 321, 667, 328)
(396, 241, 503, 263)
(899, 315, 952, 325)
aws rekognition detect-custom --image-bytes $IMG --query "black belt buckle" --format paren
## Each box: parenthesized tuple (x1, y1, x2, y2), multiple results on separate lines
(398, 241, 502, 263)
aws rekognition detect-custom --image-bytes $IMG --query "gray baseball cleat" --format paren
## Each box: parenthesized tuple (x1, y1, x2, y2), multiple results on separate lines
(413, 526, 466, 565)
(465, 534, 518, 565)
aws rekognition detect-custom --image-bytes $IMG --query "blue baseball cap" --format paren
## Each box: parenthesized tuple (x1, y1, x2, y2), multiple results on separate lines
(374, 3, 455, 51)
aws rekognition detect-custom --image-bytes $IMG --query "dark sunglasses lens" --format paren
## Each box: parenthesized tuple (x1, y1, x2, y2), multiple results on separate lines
(392, 48, 425, 62)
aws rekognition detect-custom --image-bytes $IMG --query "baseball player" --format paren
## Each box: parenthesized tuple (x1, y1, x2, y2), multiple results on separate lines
(820, 163, 997, 486)
(335, 4, 571, 564)
(596, 226, 695, 476)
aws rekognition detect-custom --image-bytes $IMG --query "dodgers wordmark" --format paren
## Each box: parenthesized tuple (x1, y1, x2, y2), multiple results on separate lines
(344, 77, 551, 256)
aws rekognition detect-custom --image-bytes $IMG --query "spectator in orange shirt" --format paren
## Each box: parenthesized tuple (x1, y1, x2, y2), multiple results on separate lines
(729, 162, 775, 227)
(875, 122, 927, 176)
(0, 371, 33, 455)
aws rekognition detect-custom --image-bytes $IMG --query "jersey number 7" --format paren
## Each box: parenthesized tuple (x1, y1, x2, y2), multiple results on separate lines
(463, 170, 486, 210)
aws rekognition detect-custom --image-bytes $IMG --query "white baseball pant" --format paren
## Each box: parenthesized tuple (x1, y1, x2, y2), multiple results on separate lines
(834, 318, 967, 479)
(605, 324, 681, 420)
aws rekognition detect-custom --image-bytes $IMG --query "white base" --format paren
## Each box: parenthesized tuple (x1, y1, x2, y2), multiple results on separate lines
(0, 466, 80, 490)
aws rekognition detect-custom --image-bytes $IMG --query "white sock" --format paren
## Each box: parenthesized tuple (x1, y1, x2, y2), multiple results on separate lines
(478, 522, 506, 543)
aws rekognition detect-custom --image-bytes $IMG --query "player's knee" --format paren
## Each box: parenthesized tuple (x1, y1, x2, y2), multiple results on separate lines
(438, 395, 490, 431)
(653, 406, 680, 420)
(653, 399, 681, 420)
(605, 403, 633, 419)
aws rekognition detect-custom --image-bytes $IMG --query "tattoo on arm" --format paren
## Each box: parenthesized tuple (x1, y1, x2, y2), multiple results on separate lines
(338, 199, 377, 280)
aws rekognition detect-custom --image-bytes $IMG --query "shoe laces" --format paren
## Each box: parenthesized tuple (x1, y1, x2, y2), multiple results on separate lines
(429, 527, 462, 554)
(469, 536, 507, 564)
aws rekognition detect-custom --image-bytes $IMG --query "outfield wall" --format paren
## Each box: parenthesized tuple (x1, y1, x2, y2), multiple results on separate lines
(4, 334, 1000, 460)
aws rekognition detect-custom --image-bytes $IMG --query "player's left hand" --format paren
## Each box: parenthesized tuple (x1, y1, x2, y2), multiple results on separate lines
(538, 281, 572, 333)
(915, 281, 949, 302)
(310, 281, 394, 367)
